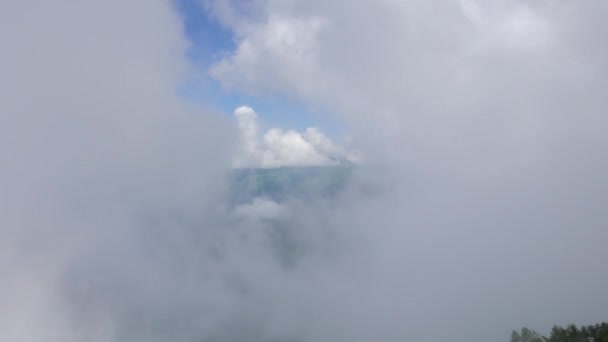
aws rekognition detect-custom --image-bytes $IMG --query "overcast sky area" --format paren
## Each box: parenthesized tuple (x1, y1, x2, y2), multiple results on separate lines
(1, 1, 607, 342)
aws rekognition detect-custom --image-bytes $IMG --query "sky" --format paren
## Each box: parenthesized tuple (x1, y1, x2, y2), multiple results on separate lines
(175, 0, 351, 167)
(175, 0, 344, 139)
(1, 1, 608, 342)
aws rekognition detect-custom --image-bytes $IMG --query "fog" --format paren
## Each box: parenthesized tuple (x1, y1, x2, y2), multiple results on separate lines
(1, 1, 607, 341)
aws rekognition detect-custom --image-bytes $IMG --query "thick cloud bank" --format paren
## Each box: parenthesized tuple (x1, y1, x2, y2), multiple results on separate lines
(210, 0, 608, 341)
(1, 1, 608, 342)
(232, 106, 355, 168)
(0, 1, 233, 341)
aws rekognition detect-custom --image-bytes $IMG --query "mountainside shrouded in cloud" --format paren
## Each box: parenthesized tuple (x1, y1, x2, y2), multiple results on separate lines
(229, 162, 354, 205)
(1, 1, 608, 342)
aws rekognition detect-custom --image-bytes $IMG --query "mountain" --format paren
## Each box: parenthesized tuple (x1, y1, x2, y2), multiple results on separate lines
(229, 161, 354, 205)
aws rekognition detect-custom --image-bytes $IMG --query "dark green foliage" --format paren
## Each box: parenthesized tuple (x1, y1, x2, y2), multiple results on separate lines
(511, 327, 547, 342)
(548, 323, 608, 342)
(511, 323, 608, 342)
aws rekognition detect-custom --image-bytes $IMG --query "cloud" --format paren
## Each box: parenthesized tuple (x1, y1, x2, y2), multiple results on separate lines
(209, 11, 327, 98)
(210, 1, 608, 341)
(459, 0, 555, 53)
(2, 1, 608, 342)
(233, 105, 356, 168)
(233, 197, 288, 221)
(0, 1, 235, 341)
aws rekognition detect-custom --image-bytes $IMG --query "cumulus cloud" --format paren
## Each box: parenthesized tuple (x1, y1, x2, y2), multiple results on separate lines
(232, 105, 356, 168)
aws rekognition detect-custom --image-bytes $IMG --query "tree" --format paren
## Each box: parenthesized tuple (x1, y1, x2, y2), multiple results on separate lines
(515, 322, 608, 342)
(511, 327, 547, 342)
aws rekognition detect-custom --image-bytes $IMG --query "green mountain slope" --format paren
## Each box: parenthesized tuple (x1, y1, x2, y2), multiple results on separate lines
(229, 162, 354, 205)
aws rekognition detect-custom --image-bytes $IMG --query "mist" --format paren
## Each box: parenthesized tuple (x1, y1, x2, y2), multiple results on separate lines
(1, 1, 607, 342)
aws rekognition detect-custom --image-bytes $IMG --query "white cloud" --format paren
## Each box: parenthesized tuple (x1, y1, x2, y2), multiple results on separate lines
(208, 1, 608, 341)
(233, 197, 288, 221)
(459, 0, 555, 53)
(209, 13, 327, 98)
(0, 1, 233, 340)
(3, 1, 608, 342)
(232, 106, 356, 168)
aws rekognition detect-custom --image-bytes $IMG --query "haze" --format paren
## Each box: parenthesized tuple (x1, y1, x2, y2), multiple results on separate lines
(1, 1, 607, 341)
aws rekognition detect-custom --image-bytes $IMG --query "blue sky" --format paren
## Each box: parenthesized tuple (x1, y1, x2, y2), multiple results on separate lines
(174, 0, 342, 137)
